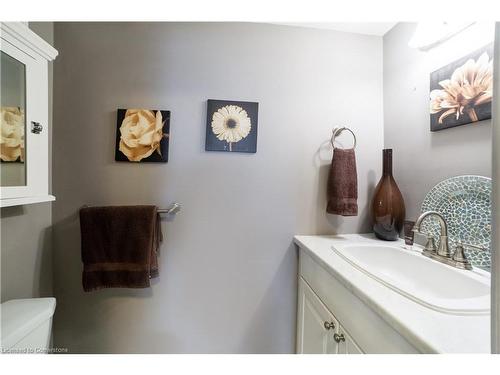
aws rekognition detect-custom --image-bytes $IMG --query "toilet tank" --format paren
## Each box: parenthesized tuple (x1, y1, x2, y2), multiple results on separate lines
(1, 298, 56, 354)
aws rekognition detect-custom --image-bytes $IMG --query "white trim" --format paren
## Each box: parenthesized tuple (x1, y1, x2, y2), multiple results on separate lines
(491, 22, 500, 354)
(0, 195, 55, 208)
(0, 22, 58, 61)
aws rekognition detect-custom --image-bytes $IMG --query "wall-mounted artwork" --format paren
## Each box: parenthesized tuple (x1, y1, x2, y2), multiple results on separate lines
(430, 44, 493, 132)
(115, 109, 170, 162)
(0, 106, 24, 163)
(205, 99, 258, 153)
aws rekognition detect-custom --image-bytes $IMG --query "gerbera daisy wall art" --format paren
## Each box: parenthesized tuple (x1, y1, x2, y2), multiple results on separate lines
(430, 44, 493, 131)
(115, 109, 170, 162)
(206, 99, 258, 153)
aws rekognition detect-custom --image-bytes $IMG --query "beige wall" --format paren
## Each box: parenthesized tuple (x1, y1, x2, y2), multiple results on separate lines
(1, 22, 54, 302)
(51, 22, 383, 353)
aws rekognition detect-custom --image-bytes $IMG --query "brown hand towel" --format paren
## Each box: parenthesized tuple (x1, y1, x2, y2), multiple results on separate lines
(326, 148, 358, 216)
(79, 205, 162, 292)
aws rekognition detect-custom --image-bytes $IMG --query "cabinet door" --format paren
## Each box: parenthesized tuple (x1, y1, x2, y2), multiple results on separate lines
(337, 326, 364, 354)
(1, 35, 48, 199)
(296, 277, 339, 354)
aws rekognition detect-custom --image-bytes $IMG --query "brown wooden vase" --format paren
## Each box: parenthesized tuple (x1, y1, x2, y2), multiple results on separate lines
(371, 149, 405, 241)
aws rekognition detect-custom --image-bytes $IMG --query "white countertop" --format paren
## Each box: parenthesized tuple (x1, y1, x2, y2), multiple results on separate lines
(294, 233, 491, 353)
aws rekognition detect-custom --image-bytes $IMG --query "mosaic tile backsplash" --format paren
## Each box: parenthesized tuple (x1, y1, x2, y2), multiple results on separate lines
(420, 175, 491, 270)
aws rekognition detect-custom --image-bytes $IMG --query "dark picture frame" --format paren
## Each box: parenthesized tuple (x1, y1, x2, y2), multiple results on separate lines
(430, 44, 493, 132)
(115, 109, 170, 162)
(205, 99, 258, 153)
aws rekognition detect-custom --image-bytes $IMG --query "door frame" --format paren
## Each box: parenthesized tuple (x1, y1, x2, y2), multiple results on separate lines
(492, 22, 500, 354)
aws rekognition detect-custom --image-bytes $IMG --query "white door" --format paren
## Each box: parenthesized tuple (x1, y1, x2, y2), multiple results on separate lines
(296, 277, 339, 354)
(336, 326, 364, 354)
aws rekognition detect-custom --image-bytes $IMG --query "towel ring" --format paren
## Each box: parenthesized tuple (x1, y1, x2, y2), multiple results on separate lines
(331, 127, 356, 149)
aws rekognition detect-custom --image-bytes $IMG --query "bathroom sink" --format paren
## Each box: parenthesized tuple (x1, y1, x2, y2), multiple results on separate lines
(331, 243, 490, 315)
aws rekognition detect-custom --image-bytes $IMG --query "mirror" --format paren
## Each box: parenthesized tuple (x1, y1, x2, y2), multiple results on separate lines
(1, 50, 27, 186)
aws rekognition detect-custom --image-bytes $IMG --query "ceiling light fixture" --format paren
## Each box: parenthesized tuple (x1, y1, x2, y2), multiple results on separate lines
(408, 22, 475, 50)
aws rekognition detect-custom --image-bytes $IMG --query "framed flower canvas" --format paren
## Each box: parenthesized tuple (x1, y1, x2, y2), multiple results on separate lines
(430, 44, 493, 132)
(205, 99, 258, 153)
(115, 109, 170, 162)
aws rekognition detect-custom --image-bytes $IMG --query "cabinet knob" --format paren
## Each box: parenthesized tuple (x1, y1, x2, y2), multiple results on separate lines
(31, 121, 43, 134)
(323, 321, 335, 330)
(334, 333, 345, 343)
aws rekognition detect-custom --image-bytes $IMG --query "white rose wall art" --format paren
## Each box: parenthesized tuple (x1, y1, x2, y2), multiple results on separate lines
(0, 106, 25, 162)
(206, 99, 258, 153)
(115, 109, 170, 162)
(430, 44, 493, 131)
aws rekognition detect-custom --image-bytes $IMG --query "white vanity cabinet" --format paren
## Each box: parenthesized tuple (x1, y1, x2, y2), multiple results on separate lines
(0, 22, 58, 207)
(295, 234, 491, 353)
(297, 277, 363, 354)
(295, 244, 420, 354)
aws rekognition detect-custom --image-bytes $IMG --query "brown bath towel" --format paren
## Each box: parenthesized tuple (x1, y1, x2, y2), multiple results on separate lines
(79, 205, 162, 292)
(326, 148, 358, 216)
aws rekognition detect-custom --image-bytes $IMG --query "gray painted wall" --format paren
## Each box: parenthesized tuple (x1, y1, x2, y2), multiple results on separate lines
(52, 22, 383, 353)
(0, 22, 54, 303)
(1, 203, 53, 301)
(383, 23, 493, 221)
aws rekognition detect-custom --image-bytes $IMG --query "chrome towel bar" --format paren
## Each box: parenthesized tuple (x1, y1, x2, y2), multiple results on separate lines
(157, 203, 181, 215)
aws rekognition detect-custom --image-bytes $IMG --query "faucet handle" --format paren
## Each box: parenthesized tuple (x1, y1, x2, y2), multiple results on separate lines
(452, 242, 468, 261)
(455, 241, 487, 252)
(452, 241, 487, 270)
(452, 242, 473, 270)
(422, 235, 437, 256)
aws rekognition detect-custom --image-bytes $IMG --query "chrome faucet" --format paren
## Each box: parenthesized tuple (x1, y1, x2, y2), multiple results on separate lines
(412, 211, 485, 270)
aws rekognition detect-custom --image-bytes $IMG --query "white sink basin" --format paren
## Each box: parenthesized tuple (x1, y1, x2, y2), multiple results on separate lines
(332, 243, 490, 315)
